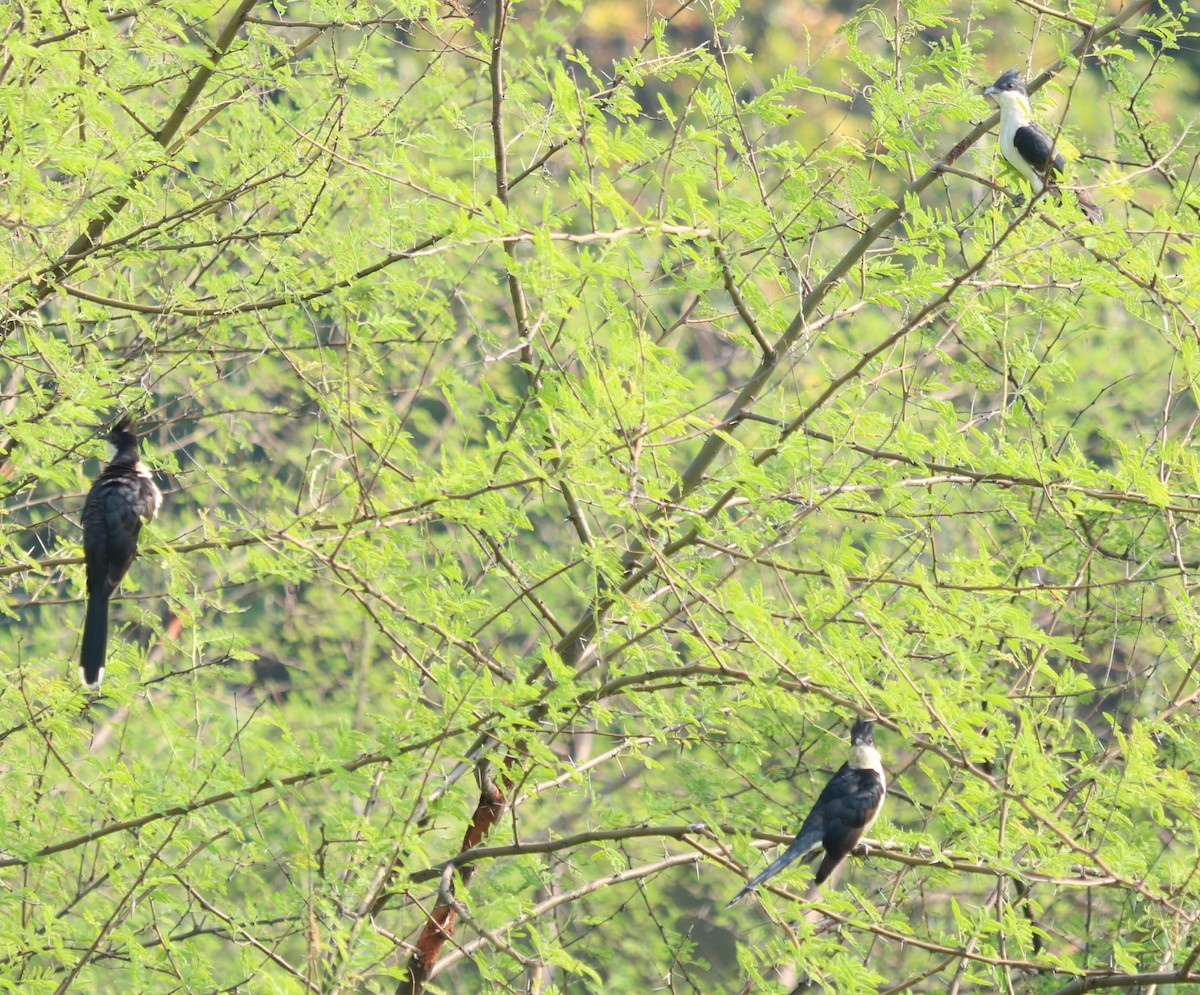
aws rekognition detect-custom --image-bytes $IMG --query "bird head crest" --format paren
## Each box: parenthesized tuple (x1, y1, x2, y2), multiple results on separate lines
(987, 68, 1027, 94)
(108, 415, 138, 444)
(104, 415, 142, 462)
(850, 718, 876, 746)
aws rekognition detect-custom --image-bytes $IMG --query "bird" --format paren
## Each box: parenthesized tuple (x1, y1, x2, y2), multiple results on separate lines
(727, 718, 886, 906)
(982, 68, 1102, 223)
(79, 417, 162, 688)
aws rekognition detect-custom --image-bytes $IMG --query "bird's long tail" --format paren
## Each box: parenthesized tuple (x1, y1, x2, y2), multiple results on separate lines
(725, 829, 822, 907)
(79, 593, 109, 689)
(1076, 188, 1102, 223)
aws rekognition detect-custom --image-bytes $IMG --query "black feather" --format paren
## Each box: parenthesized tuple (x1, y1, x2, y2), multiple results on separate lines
(1013, 123, 1065, 177)
(79, 420, 161, 688)
(726, 759, 885, 905)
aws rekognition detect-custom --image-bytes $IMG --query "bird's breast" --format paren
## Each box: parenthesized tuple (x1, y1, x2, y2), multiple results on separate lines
(998, 120, 1044, 192)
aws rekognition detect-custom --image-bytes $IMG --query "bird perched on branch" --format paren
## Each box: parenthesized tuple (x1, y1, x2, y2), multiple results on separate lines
(983, 69, 1102, 223)
(80, 417, 162, 688)
(727, 718, 886, 906)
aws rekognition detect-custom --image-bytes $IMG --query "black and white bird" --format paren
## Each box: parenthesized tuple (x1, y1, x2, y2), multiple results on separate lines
(80, 417, 162, 688)
(983, 69, 1102, 223)
(727, 718, 886, 906)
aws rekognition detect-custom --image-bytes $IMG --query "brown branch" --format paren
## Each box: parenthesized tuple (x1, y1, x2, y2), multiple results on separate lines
(428, 851, 703, 978)
(245, 15, 425, 29)
(29, 10, 138, 48)
(403, 767, 511, 992)
(0, 725, 480, 870)
(174, 875, 317, 990)
(409, 823, 711, 882)
(52, 226, 711, 316)
(712, 240, 775, 358)
(1009, 0, 1096, 27)
(2, 475, 542, 580)
(694, 537, 1175, 594)
(488, 0, 532, 365)
(1049, 962, 1199, 994)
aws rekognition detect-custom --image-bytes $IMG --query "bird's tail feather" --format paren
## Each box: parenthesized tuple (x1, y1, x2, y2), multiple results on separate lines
(725, 830, 823, 907)
(80, 594, 109, 688)
(1076, 188, 1102, 223)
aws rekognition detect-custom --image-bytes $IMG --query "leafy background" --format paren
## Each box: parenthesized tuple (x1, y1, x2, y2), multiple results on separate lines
(2, 0, 1200, 991)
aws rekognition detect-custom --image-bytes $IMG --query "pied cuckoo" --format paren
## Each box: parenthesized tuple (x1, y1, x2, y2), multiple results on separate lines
(727, 718, 886, 906)
(80, 417, 162, 688)
(983, 69, 1102, 222)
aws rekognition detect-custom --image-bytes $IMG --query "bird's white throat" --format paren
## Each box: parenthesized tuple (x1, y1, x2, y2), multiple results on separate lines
(849, 742, 884, 777)
(848, 742, 886, 832)
(990, 88, 1032, 128)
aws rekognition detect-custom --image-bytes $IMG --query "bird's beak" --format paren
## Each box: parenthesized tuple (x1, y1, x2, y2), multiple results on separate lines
(982, 85, 996, 96)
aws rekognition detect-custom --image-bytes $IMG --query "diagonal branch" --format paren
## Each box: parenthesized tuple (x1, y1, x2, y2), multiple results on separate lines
(550, 0, 1154, 669)
(668, 0, 1151, 514)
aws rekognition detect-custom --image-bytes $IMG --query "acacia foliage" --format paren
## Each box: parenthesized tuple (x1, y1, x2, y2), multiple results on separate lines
(2, 0, 1200, 991)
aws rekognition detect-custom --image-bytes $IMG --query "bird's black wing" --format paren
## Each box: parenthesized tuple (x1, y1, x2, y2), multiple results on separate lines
(724, 762, 856, 906)
(1013, 123, 1065, 177)
(725, 758, 888, 905)
(83, 471, 147, 597)
(812, 766, 885, 883)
